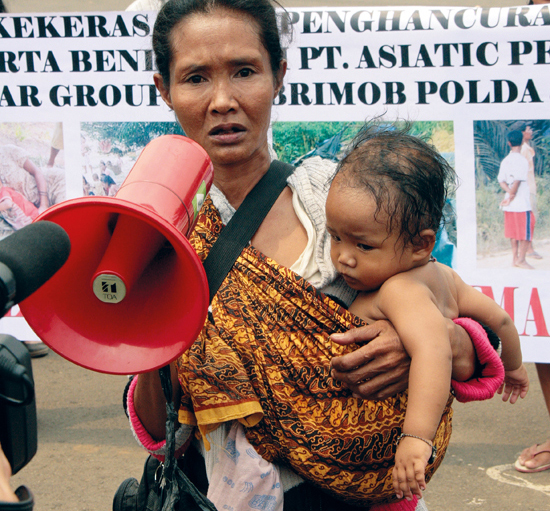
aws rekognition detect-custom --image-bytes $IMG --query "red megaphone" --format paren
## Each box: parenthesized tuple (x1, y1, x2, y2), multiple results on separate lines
(20, 135, 213, 375)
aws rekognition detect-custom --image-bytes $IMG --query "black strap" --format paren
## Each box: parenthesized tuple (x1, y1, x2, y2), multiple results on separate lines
(202, 160, 295, 302)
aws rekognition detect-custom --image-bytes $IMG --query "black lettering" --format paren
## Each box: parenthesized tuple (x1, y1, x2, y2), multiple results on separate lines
(132, 14, 150, 36)
(96, 50, 116, 72)
(493, 80, 518, 103)
(416, 81, 438, 104)
(454, 9, 476, 29)
(13, 17, 34, 38)
(76, 84, 97, 106)
(290, 83, 312, 105)
(62, 16, 84, 37)
(71, 51, 92, 72)
(50, 84, 72, 106)
(378, 10, 404, 31)
(506, 7, 532, 27)
(428, 10, 450, 29)
(477, 42, 498, 66)
(480, 7, 501, 28)
(328, 82, 354, 104)
(112, 15, 131, 37)
(415, 45, 435, 67)
(0, 52, 18, 72)
(36, 16, 61, 38)
(86, 15, 110, 37)
(467, 81, 491, 103)
(350, 11, 374, 32)
(357, 82, 381, 104)
(326, 11, 346, 32)
(0, 86, 16, 106)
(440, 81, 464, 104)
(99, 84, 121, 106)
(385, 82, 406, 104)
(536, 40, 550, 64)
(19, 85, 41, 106)
(303, 11, 323, 33)
(379, 45, 397, 68)
(520, 79, 542, 102)
(357, 46, 377, 68)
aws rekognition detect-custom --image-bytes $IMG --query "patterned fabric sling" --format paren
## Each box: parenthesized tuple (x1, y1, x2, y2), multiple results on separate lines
(176, 196, 453, 507)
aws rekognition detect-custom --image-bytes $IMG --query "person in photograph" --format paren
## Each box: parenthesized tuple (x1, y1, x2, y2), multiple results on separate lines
(497, 130, 535, 269)
(520, 123, 542, 259)
(0, 186, 39, 231)
(0, 144, 65, 220)
(325, 123, 528, 501)
(100, 174, 117, 196)
(90, 173, 104, 196)
(124, 2, 505, 510)
(47, 122, 64, 168)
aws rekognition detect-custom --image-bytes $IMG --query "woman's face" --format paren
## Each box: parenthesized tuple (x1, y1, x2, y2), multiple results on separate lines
(155, 8, 285, 170)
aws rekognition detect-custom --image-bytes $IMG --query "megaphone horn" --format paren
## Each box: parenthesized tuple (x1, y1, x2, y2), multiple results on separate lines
(20, 135, 213, 375)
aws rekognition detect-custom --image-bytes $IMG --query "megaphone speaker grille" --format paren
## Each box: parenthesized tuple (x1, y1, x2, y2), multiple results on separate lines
(20, 198, 209, 375)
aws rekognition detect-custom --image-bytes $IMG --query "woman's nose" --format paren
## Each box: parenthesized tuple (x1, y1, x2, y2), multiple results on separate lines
(210, 80, 237, 114)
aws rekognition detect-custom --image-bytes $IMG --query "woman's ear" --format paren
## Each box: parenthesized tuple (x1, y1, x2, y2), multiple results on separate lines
(412, 229, 437, 261)
(154, 73, 173, 110)
(273, 60, 287, 99)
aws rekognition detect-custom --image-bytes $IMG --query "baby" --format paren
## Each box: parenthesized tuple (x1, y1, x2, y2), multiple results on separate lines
(325, 123, 529, 502)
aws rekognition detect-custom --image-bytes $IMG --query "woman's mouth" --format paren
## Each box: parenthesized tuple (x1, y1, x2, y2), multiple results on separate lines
(209, 124, 246, 142)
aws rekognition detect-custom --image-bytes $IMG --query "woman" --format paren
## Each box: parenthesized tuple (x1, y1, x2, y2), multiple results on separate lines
(127, 1, 500, 509)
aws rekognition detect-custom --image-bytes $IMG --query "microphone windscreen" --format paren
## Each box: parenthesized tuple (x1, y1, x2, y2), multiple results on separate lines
(0, 221, 71, 304)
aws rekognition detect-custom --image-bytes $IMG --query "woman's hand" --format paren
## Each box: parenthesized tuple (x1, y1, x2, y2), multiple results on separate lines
(330, 320, 410, 400)
(330, 319, 478, 399)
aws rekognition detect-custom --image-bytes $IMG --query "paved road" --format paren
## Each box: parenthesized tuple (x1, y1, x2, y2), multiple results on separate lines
(9, 351, 550, 510)
(6, 0, 550, 510)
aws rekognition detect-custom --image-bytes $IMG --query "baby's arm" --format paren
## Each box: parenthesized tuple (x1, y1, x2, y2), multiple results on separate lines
(453, 274, 529, 403)
(376, 278, 453, 501)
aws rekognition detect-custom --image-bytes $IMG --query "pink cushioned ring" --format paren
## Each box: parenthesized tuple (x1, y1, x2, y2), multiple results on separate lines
(451, 317, 505, 403)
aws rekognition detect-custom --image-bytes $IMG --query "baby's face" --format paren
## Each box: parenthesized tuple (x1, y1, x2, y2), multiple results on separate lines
(326, 177, 417, 292)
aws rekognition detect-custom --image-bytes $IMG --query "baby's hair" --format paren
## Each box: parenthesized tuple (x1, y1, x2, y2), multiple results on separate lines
(334, 121, 456, 248)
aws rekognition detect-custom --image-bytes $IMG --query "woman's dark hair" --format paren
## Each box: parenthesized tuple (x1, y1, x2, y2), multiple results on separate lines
(153, 0, 288, 87)
(334, 122, 457, 248)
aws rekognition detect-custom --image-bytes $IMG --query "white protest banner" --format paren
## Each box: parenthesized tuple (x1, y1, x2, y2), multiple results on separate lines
(0, 5, 549, 361)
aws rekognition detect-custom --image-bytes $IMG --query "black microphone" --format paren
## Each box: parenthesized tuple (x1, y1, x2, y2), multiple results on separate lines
(0, 221, 71, 317)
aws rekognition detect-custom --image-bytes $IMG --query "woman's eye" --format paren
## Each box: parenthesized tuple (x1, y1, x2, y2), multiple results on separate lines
(330, 234, 340, 242)
(187, 75, 204, 84)
(237, 68, 254, 78)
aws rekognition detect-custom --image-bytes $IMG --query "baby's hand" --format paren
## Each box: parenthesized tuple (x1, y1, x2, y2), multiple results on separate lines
(497, 364, 529, 404)
(393, 436, 432, 501)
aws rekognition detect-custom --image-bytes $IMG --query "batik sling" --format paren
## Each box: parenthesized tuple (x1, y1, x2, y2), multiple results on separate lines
(176, 196, 453, 507)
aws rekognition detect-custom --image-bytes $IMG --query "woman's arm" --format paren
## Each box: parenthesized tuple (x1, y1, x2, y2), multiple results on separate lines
(133, 363, 181, 441)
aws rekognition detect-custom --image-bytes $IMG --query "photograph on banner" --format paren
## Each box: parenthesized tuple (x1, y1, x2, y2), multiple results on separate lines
(0, 122, 66, 240)
(272, 119, 457, 267)
(79, 121, 184, 197)
(475, 119, 550, 270)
